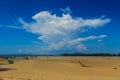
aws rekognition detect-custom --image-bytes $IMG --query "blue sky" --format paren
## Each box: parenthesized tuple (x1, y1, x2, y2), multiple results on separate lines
(0, 0, 120, 55)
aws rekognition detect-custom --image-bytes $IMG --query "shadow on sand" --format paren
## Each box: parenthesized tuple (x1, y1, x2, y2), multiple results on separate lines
(0, 68, 16, 72)
(79, 60, 93, 68)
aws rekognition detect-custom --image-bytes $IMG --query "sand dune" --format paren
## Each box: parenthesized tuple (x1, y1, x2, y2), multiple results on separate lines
(0, 57, 120, 80)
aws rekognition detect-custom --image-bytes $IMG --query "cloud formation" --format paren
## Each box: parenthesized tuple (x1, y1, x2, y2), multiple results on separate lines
(60, 6, 72, 14)
(19, 10, 111, 52)
(0, 25, 24, 29)
(68, 35, 107, 45)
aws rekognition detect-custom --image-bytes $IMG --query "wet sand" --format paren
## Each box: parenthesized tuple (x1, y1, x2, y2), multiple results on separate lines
(0, 56, 120, 80)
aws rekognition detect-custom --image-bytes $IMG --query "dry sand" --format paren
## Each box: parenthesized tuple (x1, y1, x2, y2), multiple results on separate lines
(0, 56, 120, 80)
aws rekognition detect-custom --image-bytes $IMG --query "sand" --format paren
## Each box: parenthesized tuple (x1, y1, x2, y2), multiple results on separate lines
(0, 56, 120, 80)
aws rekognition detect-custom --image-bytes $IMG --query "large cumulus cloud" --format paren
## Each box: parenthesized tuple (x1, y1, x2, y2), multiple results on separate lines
(19, 10, 111, 52)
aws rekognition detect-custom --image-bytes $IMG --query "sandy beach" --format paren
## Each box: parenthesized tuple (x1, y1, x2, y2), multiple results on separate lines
(0, 57, 120, 80)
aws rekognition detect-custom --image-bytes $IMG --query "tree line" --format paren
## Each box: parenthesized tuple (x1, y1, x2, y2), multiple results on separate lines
(61, 52, 120, 56)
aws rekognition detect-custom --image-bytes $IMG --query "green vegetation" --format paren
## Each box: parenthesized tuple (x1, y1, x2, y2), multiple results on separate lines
(61, 52, 120, 56)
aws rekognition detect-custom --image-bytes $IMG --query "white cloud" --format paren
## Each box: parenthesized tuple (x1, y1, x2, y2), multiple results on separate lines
(19, 10, 110, 52)
(81, 18, 111, 28)
(0, 25, 24, 29)
(18, 49, 23, 52)
(20, 11, 111, 35)
(98, 39, 102, 42)
(7, 26, 24, 29)
(60, 6, 72, 14)
(68, 35, 107, 46)
(76, 44, 87, 51)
